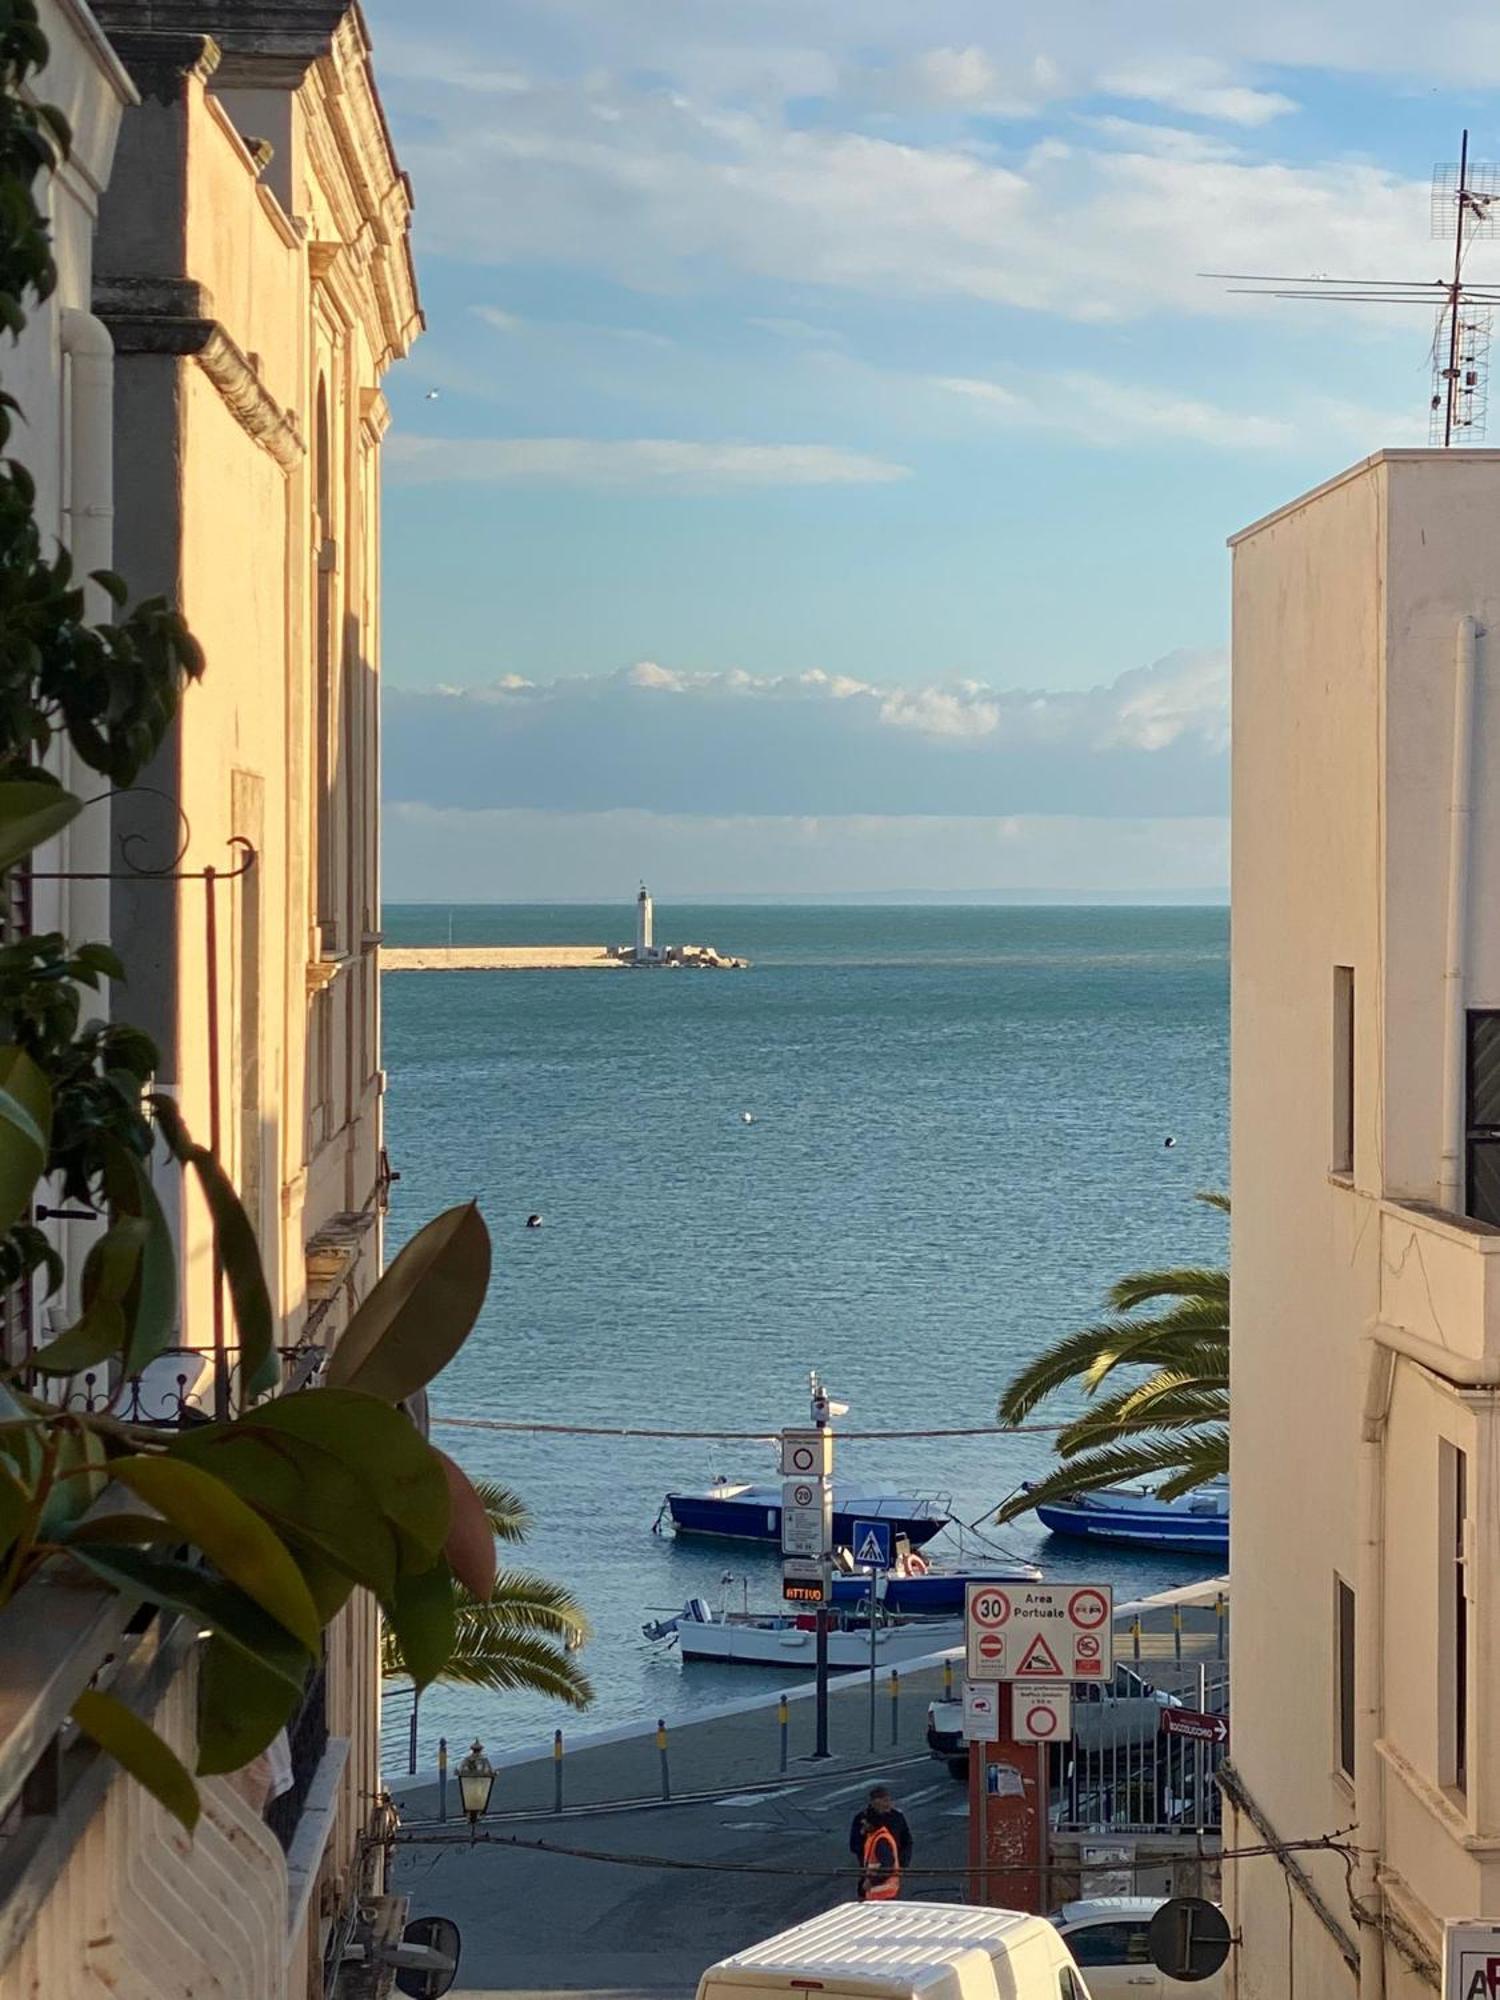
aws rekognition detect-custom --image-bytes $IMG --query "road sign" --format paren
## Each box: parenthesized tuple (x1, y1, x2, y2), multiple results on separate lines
(780, 1478, 830, 1557)
(780, 1429, 832, 1478)
(1444, 1921, 1500, 1998)
(1148, 1899, 1231, 1984)
(1013, 1683, 1072, 1744)
(851, 1519, 893, 1570)
(965, 1581, 1114, 1681)
(961, 1681, 1001, 1743)
(782, 1557, 826, 1604)
(1161, 1708, 1229, 1747)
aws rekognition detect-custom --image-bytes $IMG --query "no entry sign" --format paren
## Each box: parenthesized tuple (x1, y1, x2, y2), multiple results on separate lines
(965, 1581, 1115, 1681)
(1013, 1681, 1072, 1743)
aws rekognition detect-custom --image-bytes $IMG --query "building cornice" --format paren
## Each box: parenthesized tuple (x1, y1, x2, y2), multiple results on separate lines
(91, 0, 346, 81)
(95, 276, 305, 467)
(96, 25, 219, 101)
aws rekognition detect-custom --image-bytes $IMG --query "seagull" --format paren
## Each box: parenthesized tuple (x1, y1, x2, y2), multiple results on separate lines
(424, 389, 441, 401)
(741, 1111, 755, 1125)
(525, 1213, 544, 1229)
(1163, 1137, 1177, 1149)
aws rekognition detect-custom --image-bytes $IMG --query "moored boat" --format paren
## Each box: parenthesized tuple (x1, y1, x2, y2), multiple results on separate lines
(661, 1480, 951, 1551)
(828, 1553, 1042, 1615)
(1029, 1479, 1228, 1554)
(643, 1597, 962, 1669)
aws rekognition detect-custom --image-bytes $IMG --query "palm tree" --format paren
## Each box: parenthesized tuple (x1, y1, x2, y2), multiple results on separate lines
(382, 1478, 593, 1706)
(994, 1193, 1228, 1522)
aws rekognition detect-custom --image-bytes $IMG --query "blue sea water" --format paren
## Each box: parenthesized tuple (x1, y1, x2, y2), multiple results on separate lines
(377, 904, 1229, 1770)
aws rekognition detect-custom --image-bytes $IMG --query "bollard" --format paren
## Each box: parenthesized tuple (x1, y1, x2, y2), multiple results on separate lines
(1131, 1616, 1142, 1665)
(437, 1737, 448, 1823)
(408, 1692, 419, 1777)
(943, 1657, 954, 1700)
(657, 1718, 670, 1801)
(890, 1669, 900, 1747)
(1173, 1604, 1183, 1666)
(554, 1728, 564, 1814)
(1215, 1591, 1226, 1661)
(778, 1695, 789, 1774)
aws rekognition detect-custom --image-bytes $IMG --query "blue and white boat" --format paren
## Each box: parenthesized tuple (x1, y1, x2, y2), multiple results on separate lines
(661, 1480, 951, 1551)
(828, 1554, 1042, 1615)
(1029, 1479, 1229, 1555)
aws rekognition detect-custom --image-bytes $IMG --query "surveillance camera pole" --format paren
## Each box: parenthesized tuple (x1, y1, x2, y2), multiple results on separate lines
(812, 1374, 832, 1760)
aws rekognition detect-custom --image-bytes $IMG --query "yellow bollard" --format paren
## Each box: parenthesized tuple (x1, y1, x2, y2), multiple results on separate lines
(944, 1657, 954, 1700)
(778, 1695, 789, 1773)
(657, 1718, 670, 1800)
(890, 1669, 900, 1746)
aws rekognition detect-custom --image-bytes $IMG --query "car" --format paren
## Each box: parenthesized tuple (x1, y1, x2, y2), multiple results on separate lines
(927, 1667, 1183, 1777)
(1051, 1896, 1226, 1998)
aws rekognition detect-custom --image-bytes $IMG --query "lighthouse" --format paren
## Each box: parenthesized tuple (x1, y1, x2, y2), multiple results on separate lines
(635, 884, 654, 962)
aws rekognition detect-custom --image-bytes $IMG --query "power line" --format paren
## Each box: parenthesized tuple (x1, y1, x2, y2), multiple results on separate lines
(431, 1416, 1068, 1440)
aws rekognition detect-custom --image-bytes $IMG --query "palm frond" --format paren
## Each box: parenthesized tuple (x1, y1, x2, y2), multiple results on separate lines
(1194, 1191, 1231, 1216)
(1077, 1301, 1228, 1390)
(1056, 1379, 1228, 1454)
(461, 1567, 591, 1642)
(427, 1626, 594, 1704)
(994, 1427, 1228, 1523)
(1106, 1266, 1228, 1314)
(469, 1477, 533, 1546)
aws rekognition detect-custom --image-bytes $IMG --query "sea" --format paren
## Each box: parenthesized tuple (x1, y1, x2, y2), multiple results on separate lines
(376, 903, 1229, 1774)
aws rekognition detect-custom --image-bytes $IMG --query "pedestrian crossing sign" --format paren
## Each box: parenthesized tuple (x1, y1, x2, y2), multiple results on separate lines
(851, 1519, 893, 1570)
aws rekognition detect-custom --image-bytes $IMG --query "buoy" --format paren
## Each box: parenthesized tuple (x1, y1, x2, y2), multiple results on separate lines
(1163, 1137, 1177, 1149)
(526, 1213, 543, 1229)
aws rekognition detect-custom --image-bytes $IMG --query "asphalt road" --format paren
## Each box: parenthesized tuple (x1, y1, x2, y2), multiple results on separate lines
(391, 1750, 972, 1999)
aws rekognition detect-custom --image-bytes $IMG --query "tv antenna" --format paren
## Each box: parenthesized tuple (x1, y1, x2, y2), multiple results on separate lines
(1207, 130, 1500, 445)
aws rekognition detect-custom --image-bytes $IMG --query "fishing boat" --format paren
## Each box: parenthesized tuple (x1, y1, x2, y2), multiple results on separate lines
(659, 1480, 951, 1551)
(1029, 1479, 1229, 1554)
(643, 1596, 962, 1669)
(827, 1551, 1041, 1616)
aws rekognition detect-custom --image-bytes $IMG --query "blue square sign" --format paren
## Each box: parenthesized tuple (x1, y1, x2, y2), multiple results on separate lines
(851, 1519, 893, 1570)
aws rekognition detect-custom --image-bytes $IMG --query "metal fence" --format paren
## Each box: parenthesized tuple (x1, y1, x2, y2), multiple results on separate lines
(1051, 1661, 1229, 1837)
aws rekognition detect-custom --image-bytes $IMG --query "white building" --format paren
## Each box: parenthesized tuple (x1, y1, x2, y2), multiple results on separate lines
(1227, 449, 1500, 1996)
(636, 883, 655, 961)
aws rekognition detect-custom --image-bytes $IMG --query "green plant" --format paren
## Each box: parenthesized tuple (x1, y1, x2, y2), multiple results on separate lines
(0, 1, 586, 1834)
(381, 1477, 592, 1705)
(995, 1193, 1228, 1518)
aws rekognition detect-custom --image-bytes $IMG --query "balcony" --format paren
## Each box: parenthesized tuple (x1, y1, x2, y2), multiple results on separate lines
(1378, 1197, 1500, 1376)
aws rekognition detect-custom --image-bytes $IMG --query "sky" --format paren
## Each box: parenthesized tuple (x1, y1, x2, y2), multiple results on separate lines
(363, 0, 1500, 901)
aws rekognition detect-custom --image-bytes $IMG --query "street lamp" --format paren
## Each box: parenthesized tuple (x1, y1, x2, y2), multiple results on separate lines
(457, 1740, 494, 1839)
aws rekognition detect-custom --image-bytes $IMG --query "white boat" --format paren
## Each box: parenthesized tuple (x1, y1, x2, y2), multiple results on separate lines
(644, 1596, 962, 1669)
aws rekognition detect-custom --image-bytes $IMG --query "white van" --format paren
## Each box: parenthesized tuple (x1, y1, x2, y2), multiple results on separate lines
(696, 1901, 1094, 2000)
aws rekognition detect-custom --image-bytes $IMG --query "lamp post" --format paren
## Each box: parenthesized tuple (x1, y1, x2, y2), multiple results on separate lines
(457, 1739, 494, 1840)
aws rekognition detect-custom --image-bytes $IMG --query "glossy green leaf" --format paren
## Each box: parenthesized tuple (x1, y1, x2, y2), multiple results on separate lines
(0, 780, 81, 874)
(106, 1456, 322, 1653)
(66, 1546, 311, 1689)
(166, 1428, 402, 1598)
(215, 1390, 451, 1562)
(72, 1691, 200, 1833)
(196, 1635, 301, 1777)
(26, 1300, 126, 1375)
(149, 1095, 274, 1396)
(325, 1204, 490, 1404)
(0, 1453, 27, 1555)
(28, 1217, 147, 1374)
(439, 1451, 497, 1602)
(103, 1143, 177, 1375)
(0, 1382, 43, 1485)
(37, 1424, 108, 1537)
(283, 1535, 358, 1625)
(57, 1510, 181, 1548)
(384, 1560, 457, 1692)
(0, 1048, 50, 1236)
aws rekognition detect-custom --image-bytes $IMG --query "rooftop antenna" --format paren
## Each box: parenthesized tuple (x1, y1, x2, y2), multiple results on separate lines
(1206, 130, 1500, 445)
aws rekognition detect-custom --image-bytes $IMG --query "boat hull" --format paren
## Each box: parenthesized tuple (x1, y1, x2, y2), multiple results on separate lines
(827, 1569, 1035, 1615)
(1034, 1498, 1228, 1554)
(676, 1619, 962, 1669)
(665, 1493, 947, 1551)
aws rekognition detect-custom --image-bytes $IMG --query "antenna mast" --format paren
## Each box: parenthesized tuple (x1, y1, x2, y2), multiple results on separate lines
(1207, 130, 1500, 445)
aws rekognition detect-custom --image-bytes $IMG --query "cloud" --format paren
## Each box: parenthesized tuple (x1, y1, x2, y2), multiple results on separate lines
(1101, 59, 1297, 127)
(383, 650, 1228, 820)
(383, 803, 1228, 901)
(384, 435, 910, 490)
(935, 372, 1298, 450)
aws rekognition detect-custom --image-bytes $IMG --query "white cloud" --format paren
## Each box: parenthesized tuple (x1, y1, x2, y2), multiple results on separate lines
(936, 371, 1297, 449)
(384, 435, 910, 490)
(383, 650, 1228, 820)
(382, 802, 1228, 901)
(1101, 59, 1297, 127)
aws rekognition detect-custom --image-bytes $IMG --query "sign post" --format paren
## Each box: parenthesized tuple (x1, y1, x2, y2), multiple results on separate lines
(1443, 1921, 1500, 1999)
(852, 1519, 893, 1753)
(788, 1380, 839, 1760)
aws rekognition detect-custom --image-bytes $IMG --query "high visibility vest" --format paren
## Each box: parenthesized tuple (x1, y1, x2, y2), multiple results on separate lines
(862, 1825, 901, 1901)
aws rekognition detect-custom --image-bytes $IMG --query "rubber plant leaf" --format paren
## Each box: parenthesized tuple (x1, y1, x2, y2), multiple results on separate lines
(149, 1095, 274, 1396)
(106, 1456, 322, 1653)
(324, 1203, 490, 1404)
(0, 1453, 27, 1557)
(196, 1635, 302, 1777)
(0, 780, 81, 874)
(384, 1559, 457, 1692)
(0, 1048, 50, 1236)
(103, 1141, 178, 1375)
(165, 1428, 402, 1599)
(28, 1217, 147, 1374)
(438, 1450, 497, 1602)
(0, 1381, 43, 1485)
(37, 1424, 108, 1538)
(65, 1546, 311, 1689)
(71, 1690, 200, 1833)
(188, 1389, 451, 1565)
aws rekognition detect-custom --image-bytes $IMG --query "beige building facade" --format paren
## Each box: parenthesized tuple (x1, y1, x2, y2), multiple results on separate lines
(1227, 450, 1500, 1996)
(0, 4, 420, 1996)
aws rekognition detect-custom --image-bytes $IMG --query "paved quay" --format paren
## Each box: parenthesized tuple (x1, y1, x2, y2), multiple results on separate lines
(388, 1583, 1228, 1998)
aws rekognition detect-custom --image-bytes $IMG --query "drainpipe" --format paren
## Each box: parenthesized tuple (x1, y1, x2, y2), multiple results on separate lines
(1438, 616, 1480, 1214)
(1356, 1340, 1396, 2000)
(58, 309, 116, 958)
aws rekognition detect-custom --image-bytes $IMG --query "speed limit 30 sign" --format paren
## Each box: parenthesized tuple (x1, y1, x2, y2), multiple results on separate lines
(965, 1581, 1114, 1681)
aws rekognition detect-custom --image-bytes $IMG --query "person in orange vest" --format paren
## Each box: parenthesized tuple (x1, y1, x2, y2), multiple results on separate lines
(849, 1785, 913, 1901)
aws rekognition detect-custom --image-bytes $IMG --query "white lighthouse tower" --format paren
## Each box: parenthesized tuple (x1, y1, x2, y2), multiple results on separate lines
(635, 884, 654, 963)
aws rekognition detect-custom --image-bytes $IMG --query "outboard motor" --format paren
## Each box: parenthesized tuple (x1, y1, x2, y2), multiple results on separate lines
(682, 1596, 713, 1624)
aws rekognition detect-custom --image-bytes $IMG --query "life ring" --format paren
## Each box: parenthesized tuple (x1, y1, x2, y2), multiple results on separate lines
(906, 1553, 929, 1576)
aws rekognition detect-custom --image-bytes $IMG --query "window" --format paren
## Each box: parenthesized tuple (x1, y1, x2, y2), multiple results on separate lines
(1065, 1921, 1154, 1967)
(1440, 1441, 1469, 1794)
(1332, 966, 1355, 1175)
(1058, 1973, 1087, 2000)
(1335, 1576, 1356, 1780)
(1467, 1012, 1500, 1223)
